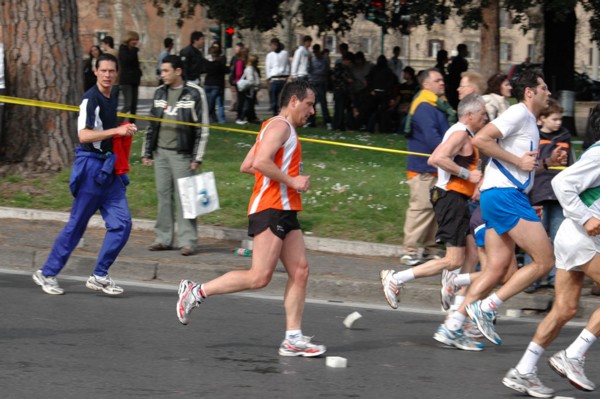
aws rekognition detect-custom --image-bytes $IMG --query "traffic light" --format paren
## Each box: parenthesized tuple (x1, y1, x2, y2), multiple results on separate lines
(209, 26, 221, 43)
(366, 0, 386, 27)
(224, 25, 234, 49)
(391, 0, 412, 35)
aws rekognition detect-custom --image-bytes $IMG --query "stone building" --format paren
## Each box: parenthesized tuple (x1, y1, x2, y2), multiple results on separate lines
(77, 1, 598, 85)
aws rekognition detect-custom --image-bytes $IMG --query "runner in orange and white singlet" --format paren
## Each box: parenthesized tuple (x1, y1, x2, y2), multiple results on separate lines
(176, 80, 327, 358)
(248, 115, 303, 214)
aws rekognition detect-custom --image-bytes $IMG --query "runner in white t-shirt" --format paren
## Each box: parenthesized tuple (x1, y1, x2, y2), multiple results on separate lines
(432, 71, 566, 381)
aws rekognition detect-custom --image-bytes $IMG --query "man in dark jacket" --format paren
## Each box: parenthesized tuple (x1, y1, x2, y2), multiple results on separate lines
(307, 44, 332, 128)
(401, 68, 449, 266)
(179, 31, 206, 84)
(142, 55, 209, 256)
(446, 44, 469, 109)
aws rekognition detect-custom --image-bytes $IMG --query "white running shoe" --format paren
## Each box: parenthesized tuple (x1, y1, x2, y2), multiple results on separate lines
(278, 336, 326, 357)
(32, 270, 64, 295)
(549, 350, 596, 392)
(433, 324, 484, 351)
(440, 269, 459, 311)
(502, 367, 554, 398)
(177, 279, 200, 325)
(400, 254, 421, 266)
(380, 269, 401, 309)
(85, 274, 124, 295)
(462, 317, 484, 339)
(466, 300, 501, 345)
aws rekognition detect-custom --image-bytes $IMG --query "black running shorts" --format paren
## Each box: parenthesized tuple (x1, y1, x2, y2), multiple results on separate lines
(430, 187, 471, 247)
(248, 209, 301, 240)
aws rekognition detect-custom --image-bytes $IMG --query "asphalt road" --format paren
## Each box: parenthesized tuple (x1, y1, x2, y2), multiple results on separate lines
(1, 270, 597, 399)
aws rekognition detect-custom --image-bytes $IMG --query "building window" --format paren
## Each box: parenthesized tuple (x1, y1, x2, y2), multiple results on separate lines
(98, 0, 110, 18)
(464, 41, 480, 61)
(500, 42, 512, 61)
(528, 44, 535, 62)
(360, 37, 374, 55)
(323, 35, 337, 54)
(96, 31, 108, 45)
(499, 10, 512, 29)
(428, 39, 444, 58)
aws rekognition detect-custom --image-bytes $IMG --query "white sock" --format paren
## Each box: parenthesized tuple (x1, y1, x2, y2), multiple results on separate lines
(516, 341, 544, 375)
(481, 293, 503, 313)
(192, 284, 207, 301)
(286, 329, 303, 341)
(393, 268, 415, 284)
(454, 273, 471, 287)
(453, 295, 465, 308)
(445, 311, 466, 331)
(565, 328, 597, 359)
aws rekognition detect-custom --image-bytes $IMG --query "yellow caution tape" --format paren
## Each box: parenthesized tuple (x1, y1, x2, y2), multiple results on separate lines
(0, 94, 431, 157)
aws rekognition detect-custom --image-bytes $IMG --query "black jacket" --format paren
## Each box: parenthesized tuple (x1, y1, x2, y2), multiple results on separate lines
(118, 44, 142, 86)
(179, 45, 206, 81)
(142, 82, 209, 162)
(529, 127, 573, 205)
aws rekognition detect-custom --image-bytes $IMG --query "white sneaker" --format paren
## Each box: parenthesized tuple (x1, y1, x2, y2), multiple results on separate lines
(549, 350, 596, 392)
(400, 254, 421, 266)
(326, 123, 333, 130)
(433, 324, 484, 351)
(440, 269, 459, 311)
(462, 317, 484, 339)
(32, 270, 64, 295)
(380, 269, 401, 309)
(86, 274, 124, 295)
(278, 336, 326, 357)
(177, 279, 201, 325)
(502, 367, 554, 398)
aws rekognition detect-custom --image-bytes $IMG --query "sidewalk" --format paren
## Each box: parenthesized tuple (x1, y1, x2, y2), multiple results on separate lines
(2, 206, 599, 320)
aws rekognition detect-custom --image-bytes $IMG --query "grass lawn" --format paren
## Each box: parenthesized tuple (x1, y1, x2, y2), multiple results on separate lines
(0, 123, 414, 245)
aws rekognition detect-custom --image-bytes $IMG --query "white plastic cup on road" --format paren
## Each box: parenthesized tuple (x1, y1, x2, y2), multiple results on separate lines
(326, 356, 348, 368)
(343, 311, 362, 328)
(505, 309, 522, 318)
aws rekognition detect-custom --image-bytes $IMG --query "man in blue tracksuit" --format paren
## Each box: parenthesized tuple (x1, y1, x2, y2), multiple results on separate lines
(32, 53, 137, 295)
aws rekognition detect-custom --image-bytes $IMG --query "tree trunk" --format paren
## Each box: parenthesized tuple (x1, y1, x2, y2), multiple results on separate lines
(480, 0, 500, 80)
(0, 0, 81, 172)
(544, 5, 577, 135)
(280, 0, 302, 52)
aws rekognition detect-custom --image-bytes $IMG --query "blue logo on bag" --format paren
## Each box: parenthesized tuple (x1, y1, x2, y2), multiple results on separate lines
(198, 189, 210, 206)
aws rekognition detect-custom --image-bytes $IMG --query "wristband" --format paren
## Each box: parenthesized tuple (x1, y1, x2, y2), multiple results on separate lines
(457, 167, 470, 180)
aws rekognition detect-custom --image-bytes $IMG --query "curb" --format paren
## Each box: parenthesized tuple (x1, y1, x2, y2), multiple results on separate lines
(0, 206, 404, 258)
(3, 206, 599, 320)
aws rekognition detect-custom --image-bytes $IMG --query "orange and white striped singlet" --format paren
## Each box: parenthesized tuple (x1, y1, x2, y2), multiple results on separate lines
(248, 116, 303, 215)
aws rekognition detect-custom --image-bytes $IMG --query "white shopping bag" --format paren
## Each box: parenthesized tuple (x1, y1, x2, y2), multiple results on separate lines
(177, 171, 220, 219)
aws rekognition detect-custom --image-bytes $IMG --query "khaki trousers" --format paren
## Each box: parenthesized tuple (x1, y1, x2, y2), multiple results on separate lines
(402, 173, 438, 255)
(153, 147, 198, 248)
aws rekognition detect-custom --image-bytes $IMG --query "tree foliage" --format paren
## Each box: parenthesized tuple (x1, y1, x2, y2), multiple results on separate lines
(150, 0, 600, 44)
(151, 0, 284, 31)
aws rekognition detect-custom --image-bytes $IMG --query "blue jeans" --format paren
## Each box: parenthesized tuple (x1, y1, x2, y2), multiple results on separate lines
(204, 85, 225, 123)
(523, 201, 564, 286)
(269, 79, 286, 116)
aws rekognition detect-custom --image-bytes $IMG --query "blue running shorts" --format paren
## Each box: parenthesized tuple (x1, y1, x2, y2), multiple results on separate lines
(480, 188, 539, 236)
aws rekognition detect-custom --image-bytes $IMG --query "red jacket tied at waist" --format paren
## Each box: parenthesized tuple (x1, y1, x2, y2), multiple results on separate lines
(113, 134, 132, 175)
